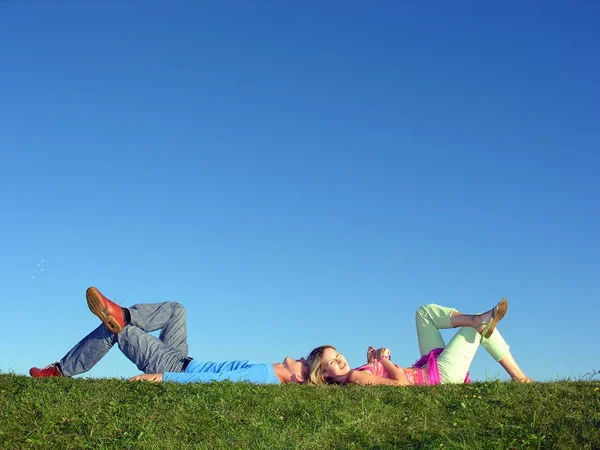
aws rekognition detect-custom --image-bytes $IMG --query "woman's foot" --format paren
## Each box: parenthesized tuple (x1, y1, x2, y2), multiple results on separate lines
(477, 298, 508, 339)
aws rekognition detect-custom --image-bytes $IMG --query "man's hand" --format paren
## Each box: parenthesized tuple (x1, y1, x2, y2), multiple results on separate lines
(129, 373, 163, 382)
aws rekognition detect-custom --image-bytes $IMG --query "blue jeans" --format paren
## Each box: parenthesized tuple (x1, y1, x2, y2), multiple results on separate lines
(59, 302, 189, 376)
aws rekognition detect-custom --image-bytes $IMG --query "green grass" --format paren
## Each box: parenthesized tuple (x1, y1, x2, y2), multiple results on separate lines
(1, 375, 599, 449)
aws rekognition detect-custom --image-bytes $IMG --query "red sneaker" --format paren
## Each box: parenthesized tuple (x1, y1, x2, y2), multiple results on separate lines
(30, 363, 62, 378)
(86, 286, 126, 333)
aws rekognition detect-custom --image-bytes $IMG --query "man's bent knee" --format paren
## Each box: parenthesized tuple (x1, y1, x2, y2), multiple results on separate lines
(171, 302, 186, 319)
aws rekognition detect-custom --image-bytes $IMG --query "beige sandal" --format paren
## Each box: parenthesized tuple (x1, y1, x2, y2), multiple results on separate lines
(480, 297, 508, 339)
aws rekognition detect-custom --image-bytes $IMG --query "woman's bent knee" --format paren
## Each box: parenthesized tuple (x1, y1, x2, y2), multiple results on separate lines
(416, 304, 435, 319)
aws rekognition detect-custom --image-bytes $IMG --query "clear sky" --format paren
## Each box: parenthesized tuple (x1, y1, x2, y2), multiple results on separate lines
(1, 1, 598, 382)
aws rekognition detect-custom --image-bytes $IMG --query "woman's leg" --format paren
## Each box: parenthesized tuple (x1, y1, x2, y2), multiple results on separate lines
(128, 302, 188, 356)
(414, 301, 502, 355)
(415, 301, 505, 383)
(450, 307, 530, 382)
(434, 326, 531, 383)
(416, 301, 530, 382)
(497, 349, 532, 382)
(448, 301, 503, 333)
(450, 309, 510, 359)
(435, 326, 481, 383)
(415, 304, 454, 356)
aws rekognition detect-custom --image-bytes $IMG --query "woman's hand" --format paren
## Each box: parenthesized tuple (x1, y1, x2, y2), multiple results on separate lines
(377, 347, 391, 361)
(129, 373, 163, 382)
(367, 346, 377, 363)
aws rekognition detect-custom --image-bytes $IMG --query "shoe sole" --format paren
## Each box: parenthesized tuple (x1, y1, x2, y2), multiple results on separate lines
(484, 297, 508, 339)
(86, 287, 124, 333)
(29, 367, 62, 378)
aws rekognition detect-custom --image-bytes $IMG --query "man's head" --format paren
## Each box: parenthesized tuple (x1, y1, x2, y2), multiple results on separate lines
(272, 356, 309, 384)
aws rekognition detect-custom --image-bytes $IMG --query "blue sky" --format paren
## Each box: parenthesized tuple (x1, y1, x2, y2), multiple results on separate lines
(1, 1, 598, 382)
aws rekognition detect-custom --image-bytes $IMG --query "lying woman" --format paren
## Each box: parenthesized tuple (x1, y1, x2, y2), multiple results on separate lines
(307, 298, 532, 386)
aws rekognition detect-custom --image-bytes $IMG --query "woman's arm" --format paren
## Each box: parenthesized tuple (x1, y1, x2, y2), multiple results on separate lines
(378, 358, 408, 383)
(346, 369, 409, 386)
(375, 347, 409, 384)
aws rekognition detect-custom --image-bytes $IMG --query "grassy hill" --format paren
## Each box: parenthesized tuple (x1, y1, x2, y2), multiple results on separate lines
(1, 374, 599, 449)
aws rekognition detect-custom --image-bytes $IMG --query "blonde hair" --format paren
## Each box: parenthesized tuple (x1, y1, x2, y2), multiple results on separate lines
(306, 345, 338, 385)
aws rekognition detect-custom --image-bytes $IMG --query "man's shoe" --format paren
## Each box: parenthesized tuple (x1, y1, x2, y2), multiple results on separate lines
(86, 286, 126, 333)
(30, 363, 62, 378)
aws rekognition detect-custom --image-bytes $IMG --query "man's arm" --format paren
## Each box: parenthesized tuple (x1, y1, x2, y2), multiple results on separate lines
(130, 373, 163, 382)
(133, 364, 279, 384)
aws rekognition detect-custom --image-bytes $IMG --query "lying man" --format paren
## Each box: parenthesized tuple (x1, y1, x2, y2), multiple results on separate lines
(30, 287, 308, 384)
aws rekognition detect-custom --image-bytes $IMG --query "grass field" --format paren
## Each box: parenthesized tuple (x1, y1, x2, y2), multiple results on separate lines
(1, 374, 599, 449)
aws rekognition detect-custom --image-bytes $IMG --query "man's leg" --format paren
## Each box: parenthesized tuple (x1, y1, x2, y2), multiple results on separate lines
(34, 290, 189, 377)
(58, 311, 188, 376)
(127, 302, 188, 356)
(86, 288, 190, 374)
(57, 325, 118, 376)
(87, 286, 188, 354)
(117, 325, 187, 374)
(53, 308, 188, 376)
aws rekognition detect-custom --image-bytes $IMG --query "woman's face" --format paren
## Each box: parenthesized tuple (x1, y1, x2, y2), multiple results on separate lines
(321, 347, 351, 380)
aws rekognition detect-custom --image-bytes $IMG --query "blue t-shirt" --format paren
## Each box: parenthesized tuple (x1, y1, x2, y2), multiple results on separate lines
(162, 359, 280, 384)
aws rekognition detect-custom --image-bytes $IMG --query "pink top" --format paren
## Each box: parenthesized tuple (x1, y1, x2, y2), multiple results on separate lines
(412, 348, 471, 385)
(352, 360, 424, 385)
(350, 348, 471, 386)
